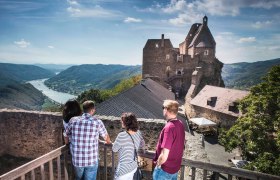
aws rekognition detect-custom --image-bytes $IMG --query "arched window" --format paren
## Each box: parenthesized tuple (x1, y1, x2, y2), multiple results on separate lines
(166, 66, 171, 77)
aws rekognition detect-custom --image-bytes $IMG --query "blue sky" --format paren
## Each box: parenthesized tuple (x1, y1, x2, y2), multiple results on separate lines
(0, 0, 279, 65)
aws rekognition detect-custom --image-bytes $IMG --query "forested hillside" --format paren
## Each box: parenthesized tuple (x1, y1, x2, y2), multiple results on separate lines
(0, 63, 57, 110)
(0, 63, 55, 83)
(45, 64, 141, 94)
(0, 83, 46, 110)
(222, 58, 280, 89)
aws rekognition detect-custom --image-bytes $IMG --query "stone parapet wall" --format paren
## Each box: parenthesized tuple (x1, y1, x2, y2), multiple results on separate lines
(0, 109, 63, 158)
(0, 109, 166, 159)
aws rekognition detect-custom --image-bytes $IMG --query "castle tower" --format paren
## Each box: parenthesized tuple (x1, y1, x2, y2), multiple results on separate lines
(142, 16, 224, 98)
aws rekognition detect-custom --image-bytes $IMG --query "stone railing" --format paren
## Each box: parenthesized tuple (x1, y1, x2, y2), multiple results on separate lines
(1, 141, 280, 180)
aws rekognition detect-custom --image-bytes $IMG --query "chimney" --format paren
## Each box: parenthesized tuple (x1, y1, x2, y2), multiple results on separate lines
(161, 34, 164, 47)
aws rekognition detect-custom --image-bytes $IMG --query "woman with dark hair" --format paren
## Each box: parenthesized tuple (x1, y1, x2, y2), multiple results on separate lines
(62, 99, 82, 130)
(112, 112, 145, 180)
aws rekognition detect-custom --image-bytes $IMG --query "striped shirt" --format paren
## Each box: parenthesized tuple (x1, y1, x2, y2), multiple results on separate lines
(112, 131, 145, 178)
(64, 113, 107, 167)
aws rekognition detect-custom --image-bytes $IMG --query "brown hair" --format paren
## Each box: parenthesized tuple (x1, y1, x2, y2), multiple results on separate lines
(121, 112, 139, 132)
(82, 100, 95, 113)
(62, 99, 82, 123)
(163, 100, 179, 114)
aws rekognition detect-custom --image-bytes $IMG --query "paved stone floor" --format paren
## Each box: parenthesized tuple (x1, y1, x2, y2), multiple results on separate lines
(184, 130, 239, 179)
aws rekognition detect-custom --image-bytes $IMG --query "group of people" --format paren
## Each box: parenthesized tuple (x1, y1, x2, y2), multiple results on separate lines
(62, 99, 185, 180)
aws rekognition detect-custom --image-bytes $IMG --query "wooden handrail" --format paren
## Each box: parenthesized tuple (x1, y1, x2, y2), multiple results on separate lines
(182, 159, 280, 180)
(1, 142, 280, 180)
(0, 145, 67, 180)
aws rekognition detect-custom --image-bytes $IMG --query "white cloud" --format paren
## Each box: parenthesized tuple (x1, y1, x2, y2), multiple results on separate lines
(268, 46, 280, 51)
(14, 39, 30, 48)
(252, 20, 272, 29)
(169, 13, 202, 26)
(67, 0, 79, 5)
(249, 0, 280, 9)
(67, 7, 81, 13)
(48, 46, 54, 49)
(162, 0, 188, 13)
(237, 37, 256, 43)
(194, 0, 240, 16)
(67, 5, 121, 18)
(124, 17, 142, 23)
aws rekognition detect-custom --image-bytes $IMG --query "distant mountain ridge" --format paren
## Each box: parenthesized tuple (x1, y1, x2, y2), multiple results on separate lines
(34, 63, 74, 73)
(45, 64, 141, 94)
(222, 58, 280, 89)
(0, 63, 55, 83)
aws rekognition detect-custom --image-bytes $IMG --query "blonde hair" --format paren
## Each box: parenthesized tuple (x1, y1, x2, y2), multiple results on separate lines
(163, 100, 179, 114)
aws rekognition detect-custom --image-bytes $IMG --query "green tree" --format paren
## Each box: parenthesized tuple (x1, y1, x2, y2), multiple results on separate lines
(112, 75, 141, 94)
(77, 75, 141, 104)
(219, 65, 280, 175)
(77, 89, 104, 104)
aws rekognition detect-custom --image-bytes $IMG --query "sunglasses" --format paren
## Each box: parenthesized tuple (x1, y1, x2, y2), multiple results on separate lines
(162, 106, 167, 109)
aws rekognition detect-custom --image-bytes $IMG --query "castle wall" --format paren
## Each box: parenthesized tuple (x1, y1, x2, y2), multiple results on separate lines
(0, 109, 165, 158)
(189, 106, 237, 128)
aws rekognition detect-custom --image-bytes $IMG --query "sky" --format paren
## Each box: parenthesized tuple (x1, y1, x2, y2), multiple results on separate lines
(0, 0, 279, 65)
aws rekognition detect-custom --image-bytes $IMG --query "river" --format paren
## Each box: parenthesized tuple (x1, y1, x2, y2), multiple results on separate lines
(28, 79, 76, 104)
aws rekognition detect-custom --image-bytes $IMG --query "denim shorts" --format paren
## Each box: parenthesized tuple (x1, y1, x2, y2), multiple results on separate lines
(74, 164, 98, 180)
(153, 166, 178, 180)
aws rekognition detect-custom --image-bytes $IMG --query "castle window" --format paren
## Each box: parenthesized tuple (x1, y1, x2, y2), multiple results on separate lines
(204, 50, 209, 56)
(229, 102, 239, 113)
(177, 55, 183, 62)
(166, 54, 170, 60)
(166, 66, 171, 77)
(176, 68, 184, 76)
(155, 43, 159, 48)
(207, 96, 217, 107)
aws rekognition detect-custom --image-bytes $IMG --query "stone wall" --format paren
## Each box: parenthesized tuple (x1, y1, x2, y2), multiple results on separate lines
(190, 106, 237, 128)
(0, 109, 166, 158)
(0, 109, 63, 158)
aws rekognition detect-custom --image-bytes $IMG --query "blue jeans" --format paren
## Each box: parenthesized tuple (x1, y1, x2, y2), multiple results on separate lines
(74, 164, 98, 180)
(153, 166, 178, 180)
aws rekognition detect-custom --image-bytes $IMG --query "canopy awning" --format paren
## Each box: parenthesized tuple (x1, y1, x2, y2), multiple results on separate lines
(189, 117, 216, 127)
(231, 159, 248, 168)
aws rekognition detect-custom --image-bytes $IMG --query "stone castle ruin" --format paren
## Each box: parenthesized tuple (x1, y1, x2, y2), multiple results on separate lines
(142, 16, 224, 97)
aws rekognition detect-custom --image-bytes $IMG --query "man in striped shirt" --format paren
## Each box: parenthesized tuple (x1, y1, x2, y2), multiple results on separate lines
(64, 100, 111, 180)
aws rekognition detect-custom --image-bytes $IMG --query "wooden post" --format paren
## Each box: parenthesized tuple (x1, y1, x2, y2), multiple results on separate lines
(57, 156, 61, 180)
(203, 169, 207, 180)
(191, 167, 196, 180)
(112, 151, 115, 180)
(49, 160, 54, 180)
(180, 165, 185, 180)
(31, 170, 35, 180)
(104, 146, 107, 180)
(40, 164, 45, 180)
(64, 152, 69, 180)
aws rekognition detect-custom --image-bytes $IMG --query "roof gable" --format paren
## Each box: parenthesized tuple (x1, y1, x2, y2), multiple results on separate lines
(143, 39, 173, 49)
(189, 24, 216, 48)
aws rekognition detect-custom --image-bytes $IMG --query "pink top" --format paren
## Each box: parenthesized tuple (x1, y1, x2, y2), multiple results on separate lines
(153, 119, 185, 174)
